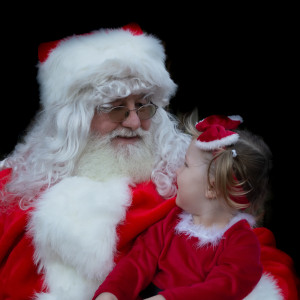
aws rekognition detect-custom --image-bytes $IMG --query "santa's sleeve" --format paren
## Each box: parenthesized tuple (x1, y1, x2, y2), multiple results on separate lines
(93, 214, 167, 300)
(253, 227, 299, 300)
(0, 168, 45, 300)
(115, 181, 176, 260)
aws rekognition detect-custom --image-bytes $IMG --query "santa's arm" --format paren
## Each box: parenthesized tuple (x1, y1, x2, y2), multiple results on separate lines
(94, 292, 118, 300)
(0, 168, 46, 299)
(253, 227, 299, 300)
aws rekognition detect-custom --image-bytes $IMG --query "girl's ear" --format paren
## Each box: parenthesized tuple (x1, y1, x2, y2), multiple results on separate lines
(206, 178, 217, 199)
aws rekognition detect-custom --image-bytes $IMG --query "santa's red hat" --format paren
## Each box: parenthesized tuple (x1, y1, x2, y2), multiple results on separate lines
(37, 23, 176, 109)
(195, 115, 243, 150)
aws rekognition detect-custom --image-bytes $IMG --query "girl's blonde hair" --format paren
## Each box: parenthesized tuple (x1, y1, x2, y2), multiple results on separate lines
(185, 117, 272, 219)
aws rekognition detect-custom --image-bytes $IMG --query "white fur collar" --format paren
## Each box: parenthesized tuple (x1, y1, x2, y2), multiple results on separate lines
(175, 212, 256, 247)
(27, 176, 132, 300)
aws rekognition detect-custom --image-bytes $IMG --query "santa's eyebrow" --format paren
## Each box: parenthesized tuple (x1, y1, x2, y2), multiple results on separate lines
(110, 95, 148, 106)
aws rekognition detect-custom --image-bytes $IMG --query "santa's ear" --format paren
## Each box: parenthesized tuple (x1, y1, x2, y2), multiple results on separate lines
(206, 178, 217, 199)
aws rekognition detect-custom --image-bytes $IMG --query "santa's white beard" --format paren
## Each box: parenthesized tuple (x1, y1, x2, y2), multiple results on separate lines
(74, 127, 156, 183)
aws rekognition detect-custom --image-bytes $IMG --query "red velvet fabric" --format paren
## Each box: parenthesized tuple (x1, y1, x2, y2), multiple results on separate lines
(95, 207, 263, 300)
(0, 168, 299, 299)
(0, 170, 46, 299)
(254, 227, 300, 299)
(0, 169, 175, 299)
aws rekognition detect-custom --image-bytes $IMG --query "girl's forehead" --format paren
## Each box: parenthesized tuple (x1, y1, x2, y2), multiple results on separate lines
(187, 140, 212, 163)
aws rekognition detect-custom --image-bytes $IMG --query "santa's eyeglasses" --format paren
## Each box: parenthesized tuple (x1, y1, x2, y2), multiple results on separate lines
(96, 102, 158, 123)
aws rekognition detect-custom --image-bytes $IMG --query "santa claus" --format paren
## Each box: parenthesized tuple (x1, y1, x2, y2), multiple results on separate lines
(0, 24, 298, 300)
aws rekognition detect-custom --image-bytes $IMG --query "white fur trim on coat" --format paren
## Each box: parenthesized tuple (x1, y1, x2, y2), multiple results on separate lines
(27, 176, 132, 300)
(244, 273, 283, 300)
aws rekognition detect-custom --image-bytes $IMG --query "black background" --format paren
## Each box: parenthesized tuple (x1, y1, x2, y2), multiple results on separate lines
(1, 5, 298, 276)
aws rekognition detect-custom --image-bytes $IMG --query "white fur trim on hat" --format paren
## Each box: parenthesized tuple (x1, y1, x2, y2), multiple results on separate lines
(228, 115, 243, 123)
(195, 132, 240, 151)
(37, 27, 177, 109)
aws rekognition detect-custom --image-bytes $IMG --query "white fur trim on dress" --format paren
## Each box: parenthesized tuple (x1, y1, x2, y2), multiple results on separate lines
(37, 28, 177, 109)
(27, 176, 132, 300)
(175, 212, 256, 247)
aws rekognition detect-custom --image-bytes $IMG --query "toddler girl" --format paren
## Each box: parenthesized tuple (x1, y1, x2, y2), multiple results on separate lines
(93, 115, 272, 300)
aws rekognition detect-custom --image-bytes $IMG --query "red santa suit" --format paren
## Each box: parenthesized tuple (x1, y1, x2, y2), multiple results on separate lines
(0, 169, 175, 299)
(94, 206, 263, 300)
(0, 168, 299, 300)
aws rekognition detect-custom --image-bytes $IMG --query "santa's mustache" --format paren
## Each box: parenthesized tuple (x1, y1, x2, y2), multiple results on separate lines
(108, 128, 150, 140)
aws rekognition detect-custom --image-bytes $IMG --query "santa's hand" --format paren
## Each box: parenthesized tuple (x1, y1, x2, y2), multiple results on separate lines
(95, 292, 118, 300)
(144, 295, 166, 300)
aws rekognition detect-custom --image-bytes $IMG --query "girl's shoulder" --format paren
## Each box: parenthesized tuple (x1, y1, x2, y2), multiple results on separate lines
(224, 213, 256, 234)
(223, 213, 259, 245)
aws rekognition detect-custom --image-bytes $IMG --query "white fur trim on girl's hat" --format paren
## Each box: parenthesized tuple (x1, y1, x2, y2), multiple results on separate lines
(195, 115, 243, 150)
(37, 23, 177, 108)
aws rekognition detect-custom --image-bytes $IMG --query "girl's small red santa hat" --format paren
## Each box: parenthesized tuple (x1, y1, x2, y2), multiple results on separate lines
(195, 115, 249, 207)
(195, 115, 243, 151)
